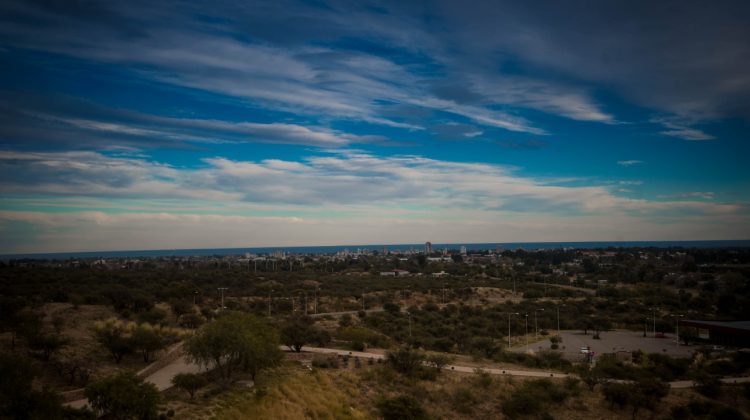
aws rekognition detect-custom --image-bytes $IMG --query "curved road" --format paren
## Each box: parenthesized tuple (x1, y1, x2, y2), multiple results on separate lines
(68, 345, 750, 409)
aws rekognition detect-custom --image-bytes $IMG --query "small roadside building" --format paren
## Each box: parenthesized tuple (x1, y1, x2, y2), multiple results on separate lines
(680, 319, 750, 347)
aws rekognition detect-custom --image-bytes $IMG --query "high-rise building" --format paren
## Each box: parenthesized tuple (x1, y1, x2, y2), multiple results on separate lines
(425, 241, 433, 254)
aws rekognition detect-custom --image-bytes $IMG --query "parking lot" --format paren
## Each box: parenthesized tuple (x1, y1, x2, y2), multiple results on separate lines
(512, 330, 696, 358)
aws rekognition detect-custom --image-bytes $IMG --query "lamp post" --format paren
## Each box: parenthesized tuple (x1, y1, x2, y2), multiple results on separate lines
(650, 307, 659, 337)
(508, 312, 519, 348)
(524, 313, 529, 348)
(556, 304, 565, 336)
(217, 287, 228, 310)
(535, 308, 545, 339)
(670, 314, 684, 345)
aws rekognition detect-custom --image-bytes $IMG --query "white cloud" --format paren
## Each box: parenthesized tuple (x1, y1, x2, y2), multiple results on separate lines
(617, 160, 644, 166)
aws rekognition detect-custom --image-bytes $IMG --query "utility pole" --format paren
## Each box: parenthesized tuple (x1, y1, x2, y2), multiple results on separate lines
(217, 287, 228, 310)
(408, 312, 412, 338)
(651, 307, 658, 337)
(304, 292, 308, 316)
(524, 313, 529, 348)
(362, 289, 366, 311)
(670, 314, 684, 345)
(314, 287, 318, 314)
(442, 284, 446, 304)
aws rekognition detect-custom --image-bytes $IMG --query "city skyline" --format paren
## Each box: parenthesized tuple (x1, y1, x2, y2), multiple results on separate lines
(1, 0, 749, 253)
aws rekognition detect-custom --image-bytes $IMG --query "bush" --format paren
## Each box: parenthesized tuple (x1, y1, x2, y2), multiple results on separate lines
(311, 355, 339, 369)
(386, 347, 425, 376)
(171, 373, 207, 400)
(452, 387, 478, 414)
(85, 371, 160, 419)
(377, 395, 428, 420)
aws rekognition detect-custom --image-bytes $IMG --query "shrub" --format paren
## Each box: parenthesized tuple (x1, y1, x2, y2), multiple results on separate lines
(171, 373, 207, 400)
(311, 355, 339, 369)
(452, 387, 478, 414)
(85, 371, 160, 419)
(377, 395, 428, 420)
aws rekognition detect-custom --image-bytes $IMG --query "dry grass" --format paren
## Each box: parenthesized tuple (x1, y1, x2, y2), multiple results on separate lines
(169, 363, 369, 420)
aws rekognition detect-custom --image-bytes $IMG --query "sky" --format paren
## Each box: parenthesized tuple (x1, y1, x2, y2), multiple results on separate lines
(0, 0, 749, 254)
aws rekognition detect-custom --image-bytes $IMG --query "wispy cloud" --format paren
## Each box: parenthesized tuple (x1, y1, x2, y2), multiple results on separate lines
(653, 118, 716, 141)
(617, 160, 644, 167)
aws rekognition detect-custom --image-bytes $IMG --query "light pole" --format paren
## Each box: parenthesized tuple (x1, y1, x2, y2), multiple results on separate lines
(650, 307, 658, 337)
(556, 304, 565, 336)
(535, 308, 545, 339)
(524, 313, 529, 348)
(508, 312, 519, 348)
(217, 287, 228, 310)
(670, 314, 684, 345)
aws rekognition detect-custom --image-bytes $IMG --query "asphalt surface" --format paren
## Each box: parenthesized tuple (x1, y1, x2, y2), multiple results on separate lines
(513, 330, 694, 358)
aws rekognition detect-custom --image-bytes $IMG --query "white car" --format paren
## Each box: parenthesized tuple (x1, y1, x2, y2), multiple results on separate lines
(580, 347, 590, 354)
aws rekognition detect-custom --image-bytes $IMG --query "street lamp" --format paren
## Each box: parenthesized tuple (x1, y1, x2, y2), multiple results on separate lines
(650, 307, 659, 337)
(556, 304, 565, 336)
(524, 313, 529, 348)
(670, 314, 684, 345)
(535, 308, 545, 339)
(507, 312, 519, 348)
(217, 287, 228, 310)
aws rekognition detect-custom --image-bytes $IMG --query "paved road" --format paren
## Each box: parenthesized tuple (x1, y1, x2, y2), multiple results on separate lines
(300, 346, 568, 378)
(67, 356, 209, 409)
(67, 344, 750, 411)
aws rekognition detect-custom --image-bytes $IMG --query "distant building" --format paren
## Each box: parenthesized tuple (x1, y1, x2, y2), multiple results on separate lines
(425, 242, 433, 254)
(460, 246, 467, 256)
(680, 320, 750, 347)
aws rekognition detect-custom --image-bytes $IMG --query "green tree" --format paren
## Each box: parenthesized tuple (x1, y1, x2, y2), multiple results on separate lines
(131, 325, 166, 363)
(1, 352, 90, 419)
(280, 316, 315, 352)
(85, 371, 160, 420)
(386, 347, 425, 376)
(94, 319, 134, 364)
(185, 311, 282, 381)
(171, 373, 207, 400)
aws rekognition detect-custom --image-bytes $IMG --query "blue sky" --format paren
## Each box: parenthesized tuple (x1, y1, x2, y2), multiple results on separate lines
(0, 0, 749, 253)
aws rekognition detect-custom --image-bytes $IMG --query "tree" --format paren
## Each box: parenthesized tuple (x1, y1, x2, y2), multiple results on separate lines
(280, 317, 315, 352)
(85, 371, 160, 420)
(130, 325, 166, 363)
(27, 332, 68, 361)
(94, 319, 134, 364)
(185, 311, 282, 381)
(1, 352, 89, 419)
(178, 313, 204, 329)
(425, 353, 454, 371)
(171, 373, 207, 400)
(383, 302, 400, 314)
(169, 300, 192, 319)
(602, 378, 668, 420)
(386, 347, 425, 376)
